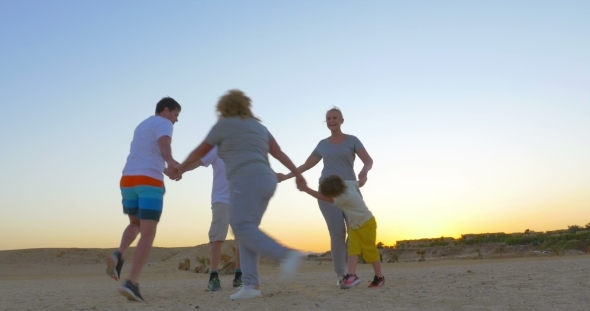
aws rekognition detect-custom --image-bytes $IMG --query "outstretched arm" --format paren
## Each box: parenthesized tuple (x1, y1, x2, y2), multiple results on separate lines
(269, 138, 307, 188)
(181, 160, 204, 173)
(356, 148, 373, 187)
(178, 141, 214, 174)
(280, 154, 321, 182)
(297, 184, 334, 203)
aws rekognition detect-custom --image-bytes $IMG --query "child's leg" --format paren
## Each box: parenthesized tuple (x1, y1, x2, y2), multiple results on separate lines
(370, 260, 383, 278)
(358, 217, 382, 277)
(347, 254, 359, 275)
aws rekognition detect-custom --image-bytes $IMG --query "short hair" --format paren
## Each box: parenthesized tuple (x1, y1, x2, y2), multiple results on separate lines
(216, 89, 261, 121)
(326, 106, 343, 118)
(155, 97, 181, 114)
(319, 175, 347, 197)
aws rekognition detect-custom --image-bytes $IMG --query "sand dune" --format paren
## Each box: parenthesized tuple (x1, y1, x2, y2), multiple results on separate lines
(1, 242, 589, 311)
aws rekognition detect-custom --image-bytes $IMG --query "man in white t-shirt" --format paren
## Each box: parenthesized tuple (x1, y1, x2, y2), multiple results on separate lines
(181, 146, 242, 292)
(106, 97, 182, 303)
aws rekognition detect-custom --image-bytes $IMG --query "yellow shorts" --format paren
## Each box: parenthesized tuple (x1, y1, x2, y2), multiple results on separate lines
(347, 217, 379, 263)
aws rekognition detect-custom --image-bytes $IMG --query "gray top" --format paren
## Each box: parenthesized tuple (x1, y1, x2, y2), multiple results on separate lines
(311, 134, 365, 182)
(205, 117, 275, 182)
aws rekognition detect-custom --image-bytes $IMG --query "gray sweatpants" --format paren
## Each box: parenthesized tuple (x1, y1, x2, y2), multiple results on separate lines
(318, 200, 348, 277)
(229, 173, 289, 286)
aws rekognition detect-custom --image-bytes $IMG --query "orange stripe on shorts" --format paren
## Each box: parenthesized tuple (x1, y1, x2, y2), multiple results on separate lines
(120, 175, 164, 188)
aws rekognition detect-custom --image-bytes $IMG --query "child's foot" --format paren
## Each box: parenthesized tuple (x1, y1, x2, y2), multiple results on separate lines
(207, 275, 222, 291)
(368, 275, 385, 288)
(340, 274, 361, 289)
(233, 275, 243, 288)
(106, 251, 123, 281)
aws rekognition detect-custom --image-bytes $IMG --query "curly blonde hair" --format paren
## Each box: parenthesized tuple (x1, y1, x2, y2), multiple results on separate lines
(216, 89, 260, 121)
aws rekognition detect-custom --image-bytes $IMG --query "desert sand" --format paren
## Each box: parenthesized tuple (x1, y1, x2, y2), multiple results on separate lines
(1, 241, 589, 311)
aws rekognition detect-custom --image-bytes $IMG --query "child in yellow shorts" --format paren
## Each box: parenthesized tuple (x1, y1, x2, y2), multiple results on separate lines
(299, 175, 385, 289)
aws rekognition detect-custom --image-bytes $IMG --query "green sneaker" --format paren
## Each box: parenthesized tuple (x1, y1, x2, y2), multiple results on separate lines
(233, 276, 243, 288)
(208, 276, 221, 292)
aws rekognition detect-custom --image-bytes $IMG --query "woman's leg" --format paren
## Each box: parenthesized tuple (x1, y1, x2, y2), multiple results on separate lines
(318, 200, 347, 277)
(230, 174, 289, 287)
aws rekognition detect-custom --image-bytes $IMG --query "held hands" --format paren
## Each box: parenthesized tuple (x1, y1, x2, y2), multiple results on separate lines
(276, 173, 287, 183)
(295, 173, 307, 191)
(164, 160, 182, 181)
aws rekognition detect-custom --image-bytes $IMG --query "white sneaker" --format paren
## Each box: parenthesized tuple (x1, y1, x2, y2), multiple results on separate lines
(229, 286, 262, 300)
(281, 250, 301, 279)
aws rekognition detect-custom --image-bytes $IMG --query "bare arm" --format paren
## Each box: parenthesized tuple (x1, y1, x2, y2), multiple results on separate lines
(282, 154, 321, 180)
(269, 138, 307, 187)
(181, 160, 204, 173)
(178, 141, 214, 173)
(157, 136, 177, 166)
(298, 184, 334, 203)
(356, 148, 373, 186)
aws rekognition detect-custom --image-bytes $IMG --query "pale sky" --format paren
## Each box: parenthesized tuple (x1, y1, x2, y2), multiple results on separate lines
(1, 1, 589, 251)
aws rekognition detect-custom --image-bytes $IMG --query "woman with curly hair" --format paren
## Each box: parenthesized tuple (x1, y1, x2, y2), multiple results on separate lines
(173, 89, 306, 300)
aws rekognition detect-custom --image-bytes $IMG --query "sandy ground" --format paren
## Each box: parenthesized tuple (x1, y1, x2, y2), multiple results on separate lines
(1, 245, 589, 311)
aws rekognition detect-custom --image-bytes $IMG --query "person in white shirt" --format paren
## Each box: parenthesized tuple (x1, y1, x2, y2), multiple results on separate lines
(298, 175, 385, 289)
(181, 146, 242, 291)
(106, 97, 181, 303)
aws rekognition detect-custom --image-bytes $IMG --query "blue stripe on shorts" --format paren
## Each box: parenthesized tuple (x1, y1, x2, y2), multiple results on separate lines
(120, 185, 164, 221)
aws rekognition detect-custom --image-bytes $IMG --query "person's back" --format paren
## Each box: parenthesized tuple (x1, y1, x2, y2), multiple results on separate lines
(202, 146, 231, 205)
(176, 89, 306, 300)
(208, 117, 274, 181)
(332, 180, 373, 229)
(123, 115, 173, 180)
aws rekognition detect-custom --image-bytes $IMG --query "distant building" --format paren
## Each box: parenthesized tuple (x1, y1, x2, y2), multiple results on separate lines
(545, 229, 568, 236)
(461, 232, 506, 240)
(395, 237, 454, 249)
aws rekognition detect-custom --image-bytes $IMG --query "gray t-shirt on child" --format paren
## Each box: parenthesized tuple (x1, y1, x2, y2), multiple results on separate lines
(205, 117, 275, 182)
(312, 134, 365, 182)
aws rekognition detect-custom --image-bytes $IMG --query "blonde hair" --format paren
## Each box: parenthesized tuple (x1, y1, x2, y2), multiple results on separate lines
(319, 175, 347, 197)
(216, 89, 260, 121)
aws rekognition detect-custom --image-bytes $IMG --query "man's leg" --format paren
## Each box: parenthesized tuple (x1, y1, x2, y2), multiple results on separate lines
(119, 215, 141, 256)
(108, 181, 141, 281)
(117, 176, 163, 302)
(128, 219, 158, 284)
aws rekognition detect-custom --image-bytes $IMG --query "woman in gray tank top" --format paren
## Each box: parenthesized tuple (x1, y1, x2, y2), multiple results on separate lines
(176, 90, 307, 300)
(279, 107, 373, 285)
